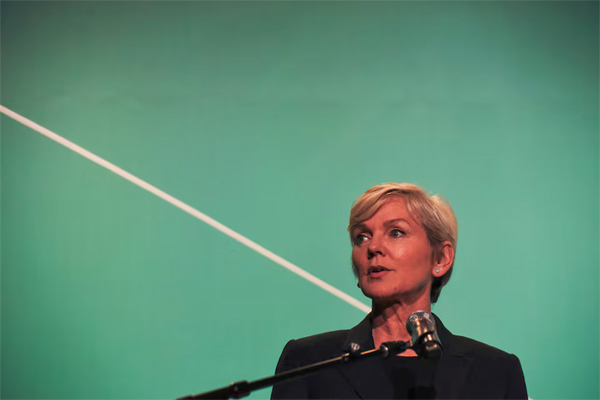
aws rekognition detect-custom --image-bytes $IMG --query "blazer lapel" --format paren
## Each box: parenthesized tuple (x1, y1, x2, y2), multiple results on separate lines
(433, 314, 474, 399)
(338, 314, 394, 399)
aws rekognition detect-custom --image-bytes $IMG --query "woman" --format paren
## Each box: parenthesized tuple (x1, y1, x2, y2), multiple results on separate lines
(271, 183, 528, 399)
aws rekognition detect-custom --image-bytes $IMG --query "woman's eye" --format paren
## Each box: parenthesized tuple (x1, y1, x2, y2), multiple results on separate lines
(355, 234, 368, 245)
(390, 229, 404, 238)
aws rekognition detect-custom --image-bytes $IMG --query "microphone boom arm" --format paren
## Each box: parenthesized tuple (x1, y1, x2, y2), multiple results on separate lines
(176, 341, 410, 400)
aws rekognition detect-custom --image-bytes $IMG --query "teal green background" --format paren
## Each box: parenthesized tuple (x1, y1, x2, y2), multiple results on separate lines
(1, 2, 598, 399)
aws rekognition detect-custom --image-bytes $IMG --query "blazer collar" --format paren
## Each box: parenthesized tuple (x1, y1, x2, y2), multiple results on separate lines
(339, 313, 473, 399)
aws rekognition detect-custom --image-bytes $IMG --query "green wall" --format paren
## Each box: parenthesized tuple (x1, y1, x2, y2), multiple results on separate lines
(2, 2, 598, 399)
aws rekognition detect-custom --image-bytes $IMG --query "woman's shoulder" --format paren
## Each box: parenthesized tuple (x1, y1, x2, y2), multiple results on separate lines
(448, 334, 527, 397)
(449, 333, 522, 364)
(282, 329, 351, 357)
(275, 329, 351, 372)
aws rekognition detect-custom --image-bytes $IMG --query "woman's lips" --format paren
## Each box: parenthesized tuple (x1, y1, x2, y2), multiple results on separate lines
(368, 270, 390, 278)
(367, 267, 391, 277)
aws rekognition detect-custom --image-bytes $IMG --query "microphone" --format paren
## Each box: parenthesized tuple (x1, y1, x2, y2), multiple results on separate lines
(406, 311, 443, 359)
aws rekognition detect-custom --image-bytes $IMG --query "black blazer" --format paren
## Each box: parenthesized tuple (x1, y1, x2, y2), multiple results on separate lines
(271, 314, 527, 399)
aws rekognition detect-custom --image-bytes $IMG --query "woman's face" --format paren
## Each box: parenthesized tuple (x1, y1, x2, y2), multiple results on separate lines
(351, 197, 435, 302)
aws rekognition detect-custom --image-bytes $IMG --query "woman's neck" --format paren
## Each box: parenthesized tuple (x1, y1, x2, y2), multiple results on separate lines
(371, 296, 432, 357)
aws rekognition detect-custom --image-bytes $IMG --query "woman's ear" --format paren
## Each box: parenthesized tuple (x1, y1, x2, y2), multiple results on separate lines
(432, 241, 454, 277)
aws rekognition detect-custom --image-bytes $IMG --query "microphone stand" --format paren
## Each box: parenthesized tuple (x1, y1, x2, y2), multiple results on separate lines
(176, 341, 410, 400)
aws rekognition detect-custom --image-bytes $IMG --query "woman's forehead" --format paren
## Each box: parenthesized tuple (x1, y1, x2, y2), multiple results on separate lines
(363, 198, 420, 227)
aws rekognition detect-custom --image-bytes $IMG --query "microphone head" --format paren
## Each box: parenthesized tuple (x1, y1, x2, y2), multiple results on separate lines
(419, 333, 443, 359)
(406, 311, 443, 359)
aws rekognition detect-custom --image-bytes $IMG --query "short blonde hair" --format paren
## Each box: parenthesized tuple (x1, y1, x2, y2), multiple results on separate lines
(348, 183, 458, 303)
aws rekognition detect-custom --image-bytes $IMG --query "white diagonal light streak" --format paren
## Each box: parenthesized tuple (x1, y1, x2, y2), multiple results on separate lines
(0, 105, 371, 313)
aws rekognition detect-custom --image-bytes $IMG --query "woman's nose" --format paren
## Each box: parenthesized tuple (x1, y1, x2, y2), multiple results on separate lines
(367, 236, 385, 259)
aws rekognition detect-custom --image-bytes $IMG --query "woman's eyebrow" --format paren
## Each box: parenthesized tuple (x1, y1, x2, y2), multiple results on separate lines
(352, 223, 369, 234)
(383, 218, 411, 228)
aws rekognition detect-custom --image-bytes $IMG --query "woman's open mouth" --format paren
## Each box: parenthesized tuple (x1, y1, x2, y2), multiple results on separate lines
(368, 267, 390, 277)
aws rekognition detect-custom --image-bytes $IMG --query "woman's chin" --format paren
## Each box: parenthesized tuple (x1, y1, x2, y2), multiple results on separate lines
(360, 283, 429, 306)
(360, 285, 399, 302)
